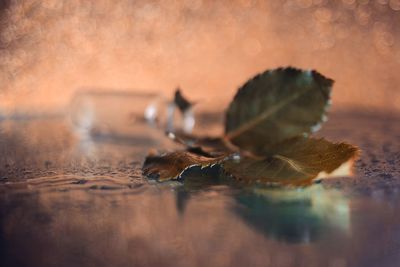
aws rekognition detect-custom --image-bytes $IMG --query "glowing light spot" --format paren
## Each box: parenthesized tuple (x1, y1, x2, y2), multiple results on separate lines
(144, 102, 158, 123)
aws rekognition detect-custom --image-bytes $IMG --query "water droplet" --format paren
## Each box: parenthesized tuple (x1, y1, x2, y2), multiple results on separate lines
(232, 154, 241, 162)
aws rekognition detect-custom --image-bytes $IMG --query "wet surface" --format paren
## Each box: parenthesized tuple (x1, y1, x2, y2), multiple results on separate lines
(0, 108, 400, 267)
(1, 1, 400, 266)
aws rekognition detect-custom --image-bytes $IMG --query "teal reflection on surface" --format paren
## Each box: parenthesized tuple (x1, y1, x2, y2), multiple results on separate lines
(233, 185, 349, 243)
(174, 166, 350, 244)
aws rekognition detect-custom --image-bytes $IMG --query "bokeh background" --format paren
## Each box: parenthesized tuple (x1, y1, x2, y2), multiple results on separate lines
(0, 0, 399, 115)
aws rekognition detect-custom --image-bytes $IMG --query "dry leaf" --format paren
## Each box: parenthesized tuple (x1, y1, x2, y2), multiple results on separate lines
(142, 151, 225, 181)
(222, 137, 358, 186)
(142, 67, 359, 187)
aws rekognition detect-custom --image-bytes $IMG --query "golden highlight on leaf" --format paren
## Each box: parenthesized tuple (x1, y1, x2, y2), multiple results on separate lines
(225, 67, 333, 154)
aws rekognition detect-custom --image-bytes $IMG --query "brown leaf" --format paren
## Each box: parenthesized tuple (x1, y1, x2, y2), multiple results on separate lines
(225, 67, 333, 155)
(222, 137, 359, 186)
(142, 151, 225, 181)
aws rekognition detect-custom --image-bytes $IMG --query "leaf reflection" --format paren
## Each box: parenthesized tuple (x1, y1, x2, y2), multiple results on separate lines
(233, 185, 349, 243)
(173, 169, 350, 244)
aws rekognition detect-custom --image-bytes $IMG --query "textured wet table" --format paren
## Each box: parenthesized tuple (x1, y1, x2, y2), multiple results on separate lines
(0, 109, 399, 267)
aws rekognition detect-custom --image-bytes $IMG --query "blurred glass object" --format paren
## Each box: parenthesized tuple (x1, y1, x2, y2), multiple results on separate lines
(68, 89, 195, 143)
(165, 103, 195, 134)
(69, 89, 160, 140)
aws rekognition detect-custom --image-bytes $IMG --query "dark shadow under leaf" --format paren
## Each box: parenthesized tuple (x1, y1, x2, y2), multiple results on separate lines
(167, 131, 235, 157)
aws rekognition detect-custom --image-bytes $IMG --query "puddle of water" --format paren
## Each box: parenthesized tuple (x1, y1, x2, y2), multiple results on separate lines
(0, 105, 400, 267)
